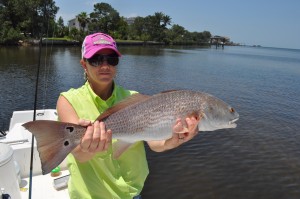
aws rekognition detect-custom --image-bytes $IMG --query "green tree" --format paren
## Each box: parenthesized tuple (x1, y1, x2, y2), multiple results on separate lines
(137, 12, 172, 42)
(89, 3, 120, 34)
(189, 31, 212, 44)
(114, 17, 129, 40)
(161, 13, 172, 28)
(20, 0, 58, 37)
(1, 1, 213, 45)
(76, 12, 89, 32)
(0, 0, 58, 41)
(69, 27, 79, 39)
(0, 21, 24, 44)
(130, 16, 147, 40)
(68, 27, 85, 42)
(56, 16, 65, 37)
(167, 24, 186, 44)
(202, 31, 212, 42)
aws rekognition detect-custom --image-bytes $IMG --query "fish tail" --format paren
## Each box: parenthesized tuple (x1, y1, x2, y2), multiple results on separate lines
(22, 120, 84, 174)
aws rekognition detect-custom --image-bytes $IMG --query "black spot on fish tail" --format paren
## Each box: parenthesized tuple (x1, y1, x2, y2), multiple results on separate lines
(64, 140, 69, 146)
(66, 126, 74, 132)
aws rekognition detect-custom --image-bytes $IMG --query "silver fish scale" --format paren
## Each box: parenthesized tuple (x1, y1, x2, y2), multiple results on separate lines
(103, 90, 205, 142)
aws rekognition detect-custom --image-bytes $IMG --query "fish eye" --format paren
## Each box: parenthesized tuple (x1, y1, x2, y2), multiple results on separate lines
(229, 108, 235, 113)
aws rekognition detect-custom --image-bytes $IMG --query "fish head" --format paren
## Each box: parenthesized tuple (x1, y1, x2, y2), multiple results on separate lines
(198, 95, 239, 131)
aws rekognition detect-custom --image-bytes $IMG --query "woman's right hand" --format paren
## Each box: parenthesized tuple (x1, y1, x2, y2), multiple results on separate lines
(72, 119, 112, 162)
(79, 119, 112, 153)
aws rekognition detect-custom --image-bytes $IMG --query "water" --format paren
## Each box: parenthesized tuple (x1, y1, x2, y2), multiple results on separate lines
(1, 45, 300, 198)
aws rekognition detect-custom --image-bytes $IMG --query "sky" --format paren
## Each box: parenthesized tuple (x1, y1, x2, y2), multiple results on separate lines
(55, 0, 300, 49)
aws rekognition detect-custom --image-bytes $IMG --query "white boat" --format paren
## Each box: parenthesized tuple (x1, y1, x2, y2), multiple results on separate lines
(0, 109, 70, 199)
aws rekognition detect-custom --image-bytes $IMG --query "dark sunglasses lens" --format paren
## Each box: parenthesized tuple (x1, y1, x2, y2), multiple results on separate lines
(88, 55, 118, 67)
(107, 57, 119, 66)
(87, 58, 100, 67)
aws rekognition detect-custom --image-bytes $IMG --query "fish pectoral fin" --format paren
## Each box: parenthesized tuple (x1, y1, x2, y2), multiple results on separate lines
(112, 140, 133, 159)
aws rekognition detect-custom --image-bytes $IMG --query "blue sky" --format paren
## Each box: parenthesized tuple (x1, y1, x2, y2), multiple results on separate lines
(55, 0, 300, 49)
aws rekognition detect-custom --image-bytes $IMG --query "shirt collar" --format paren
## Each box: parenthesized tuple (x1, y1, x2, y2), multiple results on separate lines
(86, 81, 117, 108)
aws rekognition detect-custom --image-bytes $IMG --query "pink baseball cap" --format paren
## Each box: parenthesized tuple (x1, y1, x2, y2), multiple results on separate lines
(82, 32, 121, 59)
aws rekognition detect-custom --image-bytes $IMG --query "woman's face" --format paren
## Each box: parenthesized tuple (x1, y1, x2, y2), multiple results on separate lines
(83, 49, 118, 86)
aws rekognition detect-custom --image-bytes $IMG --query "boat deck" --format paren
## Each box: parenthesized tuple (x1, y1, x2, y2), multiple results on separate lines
(1, 109, 70, 199)
(20, 171, 70, 199)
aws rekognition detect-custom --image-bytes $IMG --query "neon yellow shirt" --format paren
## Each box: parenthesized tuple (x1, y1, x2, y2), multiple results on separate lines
(60, 81, 149, 199)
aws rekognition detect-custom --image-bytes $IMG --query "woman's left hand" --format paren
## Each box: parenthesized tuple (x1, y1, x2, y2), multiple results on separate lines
(164, 116, 200, 150)
(147, 116, 200, 152)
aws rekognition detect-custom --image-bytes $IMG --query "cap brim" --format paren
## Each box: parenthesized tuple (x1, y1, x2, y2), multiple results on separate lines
(84, 46, 122, 59)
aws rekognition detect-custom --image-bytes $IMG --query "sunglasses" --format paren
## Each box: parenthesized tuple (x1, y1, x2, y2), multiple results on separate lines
(86, 54, 119, 67)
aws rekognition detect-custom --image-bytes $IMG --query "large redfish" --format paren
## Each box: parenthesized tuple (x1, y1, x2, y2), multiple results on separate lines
(23, 90, 239, 174)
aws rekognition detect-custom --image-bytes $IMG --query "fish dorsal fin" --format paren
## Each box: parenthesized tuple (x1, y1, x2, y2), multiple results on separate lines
(160, 90, 179, 94)
(96, 93, 150, 121)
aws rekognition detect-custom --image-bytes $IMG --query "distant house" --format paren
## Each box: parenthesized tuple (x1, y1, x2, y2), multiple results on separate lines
(210, 35, 231, 48)
(124, 17, 136, 25)
(210, 35, 230, 44)
(68, 17, 89, 32)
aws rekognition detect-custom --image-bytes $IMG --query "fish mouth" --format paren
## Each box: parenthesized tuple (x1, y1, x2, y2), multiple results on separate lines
(230, 118, 239, 123)
(229, 118, 239, 127)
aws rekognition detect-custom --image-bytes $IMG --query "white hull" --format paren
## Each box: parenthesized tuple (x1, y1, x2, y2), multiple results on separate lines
(0, 109, 69, 199)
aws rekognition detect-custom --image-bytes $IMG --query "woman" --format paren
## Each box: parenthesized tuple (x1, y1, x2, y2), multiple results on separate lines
(56, 32, 200, 199)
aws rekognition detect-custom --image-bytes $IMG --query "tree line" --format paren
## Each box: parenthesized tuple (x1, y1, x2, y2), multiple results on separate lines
(0, 0, 212, 45)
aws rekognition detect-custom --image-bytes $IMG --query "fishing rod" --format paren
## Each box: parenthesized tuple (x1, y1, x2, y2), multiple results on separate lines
(28, 36, 42, 199)
(28, 1, 48, 198)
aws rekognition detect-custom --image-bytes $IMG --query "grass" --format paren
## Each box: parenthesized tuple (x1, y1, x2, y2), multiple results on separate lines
(116, 39, 144, 43)
(44, 37, 74, 41)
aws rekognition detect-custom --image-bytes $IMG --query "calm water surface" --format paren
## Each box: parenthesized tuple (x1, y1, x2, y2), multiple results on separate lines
(1, 45, 300, 199)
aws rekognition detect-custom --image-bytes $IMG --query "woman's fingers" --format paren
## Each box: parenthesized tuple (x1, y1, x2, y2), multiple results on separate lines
(79, 120, 112, 153)
(95, 121, 107, 152)
(173, 118, 188, 134)
(88, 120, 101, 152)
(80, 124, 94, 152)
(172, 116, 200, 142)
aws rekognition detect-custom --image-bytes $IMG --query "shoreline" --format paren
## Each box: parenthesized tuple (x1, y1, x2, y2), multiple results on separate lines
(15, 38, 212, 47)
(1, 38, 242, 48)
